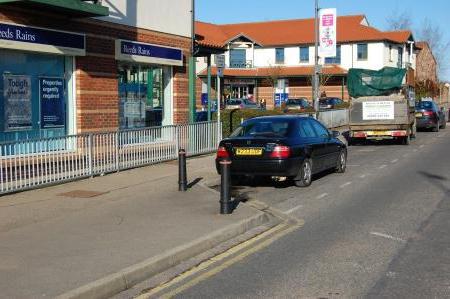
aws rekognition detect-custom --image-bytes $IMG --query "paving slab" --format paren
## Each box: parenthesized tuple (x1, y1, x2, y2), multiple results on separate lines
(0, 155, 267, 299)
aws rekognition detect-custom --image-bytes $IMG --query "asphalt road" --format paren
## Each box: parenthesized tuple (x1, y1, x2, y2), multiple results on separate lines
(168, 130, 450, 299)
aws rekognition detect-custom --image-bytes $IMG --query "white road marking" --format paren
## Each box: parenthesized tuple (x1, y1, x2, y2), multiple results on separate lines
(413, 149, 418, 152)
(316, 193, 329, 199)
(340, 182, 352, 188)
(285, 205, 304, 214)
(419, 144, 425, 148)
(390, 159, 398, 163)
(359, 174, 367, 179)
(370, 232, 406, 243)
(403, 154, 409, 158)
(378, 164, 387, 169)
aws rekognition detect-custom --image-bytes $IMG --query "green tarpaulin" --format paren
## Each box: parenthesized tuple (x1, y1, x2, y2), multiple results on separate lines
(347, 67, 406, 98)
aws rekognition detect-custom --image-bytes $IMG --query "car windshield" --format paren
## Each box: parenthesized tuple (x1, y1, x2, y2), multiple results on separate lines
(244, 99, 257, 105)
(230, 119, 292, 137)
(416, 101, 433, 109)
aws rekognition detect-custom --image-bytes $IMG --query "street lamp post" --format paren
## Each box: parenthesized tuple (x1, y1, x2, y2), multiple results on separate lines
(313, 0, 320, 117)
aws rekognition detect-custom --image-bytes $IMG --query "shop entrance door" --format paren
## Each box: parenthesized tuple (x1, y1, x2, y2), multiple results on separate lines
(231, 85, 254, 99)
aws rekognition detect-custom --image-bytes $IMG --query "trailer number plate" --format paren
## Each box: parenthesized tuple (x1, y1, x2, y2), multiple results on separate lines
(366, 131, 389, 136)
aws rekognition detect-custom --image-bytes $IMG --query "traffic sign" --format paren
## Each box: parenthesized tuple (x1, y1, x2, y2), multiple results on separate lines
(215, 54, 225, 68)
(217, 68, 224, 78)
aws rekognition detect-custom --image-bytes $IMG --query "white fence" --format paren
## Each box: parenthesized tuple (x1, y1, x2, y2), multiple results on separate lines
(0, 122, 220, 195)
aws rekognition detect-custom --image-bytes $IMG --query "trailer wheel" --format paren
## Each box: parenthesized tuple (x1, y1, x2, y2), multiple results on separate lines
(402, 135, 410, 145)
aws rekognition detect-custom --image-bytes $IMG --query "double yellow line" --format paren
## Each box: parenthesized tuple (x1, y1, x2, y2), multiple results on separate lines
(137, 220, 304, 299)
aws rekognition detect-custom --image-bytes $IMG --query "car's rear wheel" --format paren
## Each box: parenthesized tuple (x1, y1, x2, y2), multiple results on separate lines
(402, 135, 410, 145)
(433, 123, 440, 132)
(294, 159, 312, 187)
(335, 150, 347, 173)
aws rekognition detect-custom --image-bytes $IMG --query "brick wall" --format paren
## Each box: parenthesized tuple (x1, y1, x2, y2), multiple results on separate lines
(255, 77, 349, 108)
(416, 42, 438, 84)
(0, 5, 191, 133)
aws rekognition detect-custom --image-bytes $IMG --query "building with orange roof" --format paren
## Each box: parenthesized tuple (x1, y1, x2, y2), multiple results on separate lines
(195, 15, 416, 109)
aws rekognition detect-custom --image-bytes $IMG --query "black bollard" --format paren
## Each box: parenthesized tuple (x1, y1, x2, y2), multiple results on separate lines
(220, 159, 232, 214)
(178, 149, 187, 191)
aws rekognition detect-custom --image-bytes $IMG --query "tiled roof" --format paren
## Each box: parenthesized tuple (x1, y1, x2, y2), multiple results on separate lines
(196, 15, 413, 48)
(198, 65, 347, 78)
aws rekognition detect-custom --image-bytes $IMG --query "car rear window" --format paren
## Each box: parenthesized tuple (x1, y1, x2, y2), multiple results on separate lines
(230, 120, 292, 137)
(227, 100, 242, 105)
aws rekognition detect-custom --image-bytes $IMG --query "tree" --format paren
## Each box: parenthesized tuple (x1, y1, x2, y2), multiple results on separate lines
(415, 79, 439, 100)
(386, 10, 413, 31)
(385, 11, 450, 80)
(416, 19, 450, 79)
(261, 64, 283, 106)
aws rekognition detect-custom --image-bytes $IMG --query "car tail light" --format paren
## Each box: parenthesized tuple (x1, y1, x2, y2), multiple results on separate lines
(423, 111, 434, 117)
(216, 146, 229, 159)
(353, 131, 367, 138)
(392, 130, 407, 137)
(270, 145, 291, 159)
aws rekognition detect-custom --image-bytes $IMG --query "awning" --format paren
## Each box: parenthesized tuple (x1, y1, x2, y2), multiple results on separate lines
(0, 0, 109, 18)
(198, 65, 347, 78)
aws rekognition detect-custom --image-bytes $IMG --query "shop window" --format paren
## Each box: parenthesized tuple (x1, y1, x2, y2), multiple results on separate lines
(0, 49, 73, 143)
(357, 43, 368, 60)
(118, 64, 169, 129)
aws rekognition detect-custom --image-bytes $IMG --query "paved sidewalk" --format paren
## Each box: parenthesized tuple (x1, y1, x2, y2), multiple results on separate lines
(0, 155, 267, 299)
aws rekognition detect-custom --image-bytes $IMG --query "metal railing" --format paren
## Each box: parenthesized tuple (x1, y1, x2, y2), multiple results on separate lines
(318, 109, 349, 129)
(0, 121, 220, 195)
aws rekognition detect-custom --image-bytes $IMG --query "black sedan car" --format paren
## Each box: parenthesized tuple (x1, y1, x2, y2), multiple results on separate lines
(216, 115, 347, 187)
(415, 100, 446, 132)
(284, 98, 311, 112)
(319, 97, 343, 110)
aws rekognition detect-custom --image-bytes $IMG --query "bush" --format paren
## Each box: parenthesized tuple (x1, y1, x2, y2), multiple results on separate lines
(213, 108, 313, 137)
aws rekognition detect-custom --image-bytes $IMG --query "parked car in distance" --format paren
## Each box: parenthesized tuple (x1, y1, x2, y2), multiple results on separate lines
(415, 100, 446, 132)
(319, 97, 344, 110)
(284, 98, 311, 112)
(215, 115, 347, 187)
(225, 98, 260, 110)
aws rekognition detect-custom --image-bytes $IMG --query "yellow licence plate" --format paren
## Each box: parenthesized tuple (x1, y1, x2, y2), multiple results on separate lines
(366, 131, 389, 136)
(235, 148, 263, 156)
(415, 112, 423, 117)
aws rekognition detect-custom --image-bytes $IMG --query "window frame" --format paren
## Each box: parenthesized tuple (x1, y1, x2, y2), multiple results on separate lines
(357, 43, 368, 61)
(309, 119, 330, 138)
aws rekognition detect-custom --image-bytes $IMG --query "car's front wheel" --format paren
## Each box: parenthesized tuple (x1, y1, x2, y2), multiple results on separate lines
(335, 150, 347, 173)
(294, 159, 312, 187)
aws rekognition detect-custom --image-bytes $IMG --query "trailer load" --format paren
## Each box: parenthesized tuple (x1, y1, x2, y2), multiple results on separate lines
(348, 67, 416, 145)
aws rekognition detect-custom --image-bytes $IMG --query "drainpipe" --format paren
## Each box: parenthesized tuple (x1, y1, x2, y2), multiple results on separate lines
(207, 55, 212, 120)
(188, 0, 196, 123)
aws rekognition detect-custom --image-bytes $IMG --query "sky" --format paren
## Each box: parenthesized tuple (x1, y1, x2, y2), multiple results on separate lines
(196, 0, 450, 80)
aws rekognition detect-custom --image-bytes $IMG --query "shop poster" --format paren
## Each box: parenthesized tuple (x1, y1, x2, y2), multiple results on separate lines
(40, 77, 65, 128)
(3, 74, 32, 131)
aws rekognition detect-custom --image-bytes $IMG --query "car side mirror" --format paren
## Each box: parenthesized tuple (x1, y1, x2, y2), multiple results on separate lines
(332, 131, 340, 138)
